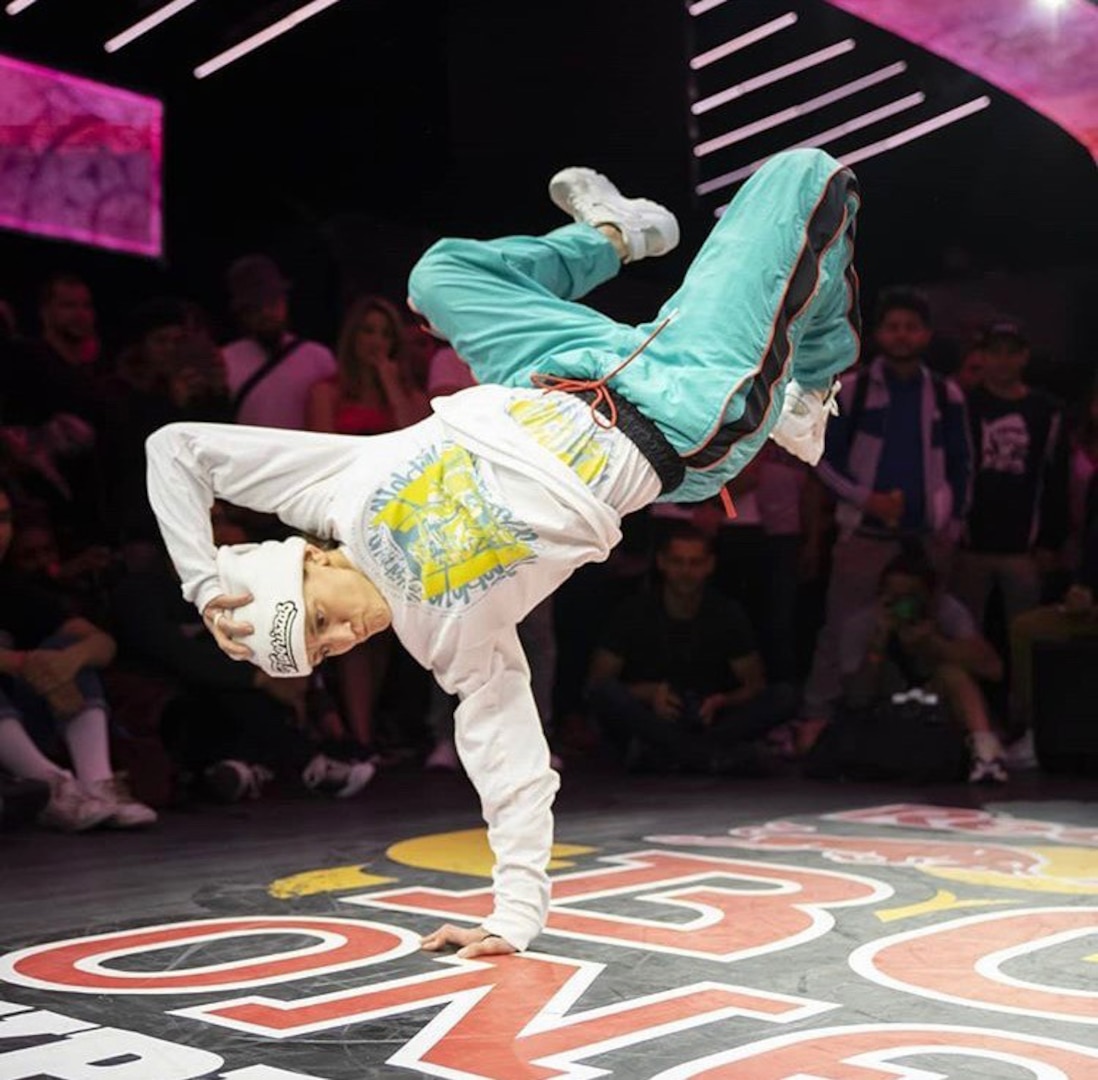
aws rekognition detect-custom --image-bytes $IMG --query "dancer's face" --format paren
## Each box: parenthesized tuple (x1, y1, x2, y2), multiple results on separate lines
(301, 545, 390, 666)
(875, 308, 931, 363)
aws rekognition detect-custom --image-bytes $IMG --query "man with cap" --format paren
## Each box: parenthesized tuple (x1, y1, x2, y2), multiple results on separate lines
(147, 148, 861, 959)
(222, 254, 336, 429)
(952, 318, 1069, 776)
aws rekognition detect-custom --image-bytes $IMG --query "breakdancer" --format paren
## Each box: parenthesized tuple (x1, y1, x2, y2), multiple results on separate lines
(146, 147, 861, 959)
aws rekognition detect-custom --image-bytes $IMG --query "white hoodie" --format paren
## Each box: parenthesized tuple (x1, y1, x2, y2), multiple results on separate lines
(146, 384, 658, 950)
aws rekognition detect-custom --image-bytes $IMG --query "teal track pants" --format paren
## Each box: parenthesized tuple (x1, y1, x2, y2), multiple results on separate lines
(407, 148, 861, 503)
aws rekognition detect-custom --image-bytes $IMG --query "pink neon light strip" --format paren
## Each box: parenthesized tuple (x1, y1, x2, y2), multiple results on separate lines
(0, 53, 163, 256)
(823, 0, 1098, 161)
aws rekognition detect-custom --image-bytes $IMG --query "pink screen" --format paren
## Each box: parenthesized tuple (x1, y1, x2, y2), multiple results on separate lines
(0, 53, 163, 257)
(824, 0, 1098, 162)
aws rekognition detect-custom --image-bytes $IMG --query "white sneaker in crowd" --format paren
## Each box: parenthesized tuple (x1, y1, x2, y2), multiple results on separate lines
(204, 759, 274, 803)
(549, 166, 680, 263)
(1004, 729, 1039, 770)
(968, 756, 1009, 784)
(769, 378, 842, 466)
(37, 772, 114, 832)
(84, 774, 158, 828)
(302, 754, 376, 798)
(424, 739, 460, 771)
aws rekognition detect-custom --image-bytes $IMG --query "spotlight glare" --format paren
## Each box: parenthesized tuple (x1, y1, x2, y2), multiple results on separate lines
(5, 0, 40, 14)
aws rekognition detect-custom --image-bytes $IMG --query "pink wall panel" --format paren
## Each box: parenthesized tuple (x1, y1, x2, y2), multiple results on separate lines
(824, 0, 1098, 161)
(0, 53, 163, 256)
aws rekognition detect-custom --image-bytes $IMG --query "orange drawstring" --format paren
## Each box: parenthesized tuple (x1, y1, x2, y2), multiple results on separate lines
(530, 307, 736, 521)
(530, 308, 679, 431)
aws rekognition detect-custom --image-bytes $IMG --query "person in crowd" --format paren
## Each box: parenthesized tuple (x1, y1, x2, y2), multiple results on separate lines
(1064, 381, 1098, 573)
(37, 272, 101, 370)
(586, 524, 797, 772)
(953, 320, 1068, 629)
(0, 482, 156, 830)
(103, 297, 234, 549)
(221, 254, 337, 429)
(1008, 462, 1098, 766)
(801, 287, 971, 739)
(953, 334, 987, 395)
(838, 549, 1006, 781)
(307, 295, 429, 435)
(2, 274, 113, 543)
(146, 149, 861, 960)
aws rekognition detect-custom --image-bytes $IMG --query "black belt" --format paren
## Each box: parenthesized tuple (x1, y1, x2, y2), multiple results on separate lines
(566, 385, 685, 495)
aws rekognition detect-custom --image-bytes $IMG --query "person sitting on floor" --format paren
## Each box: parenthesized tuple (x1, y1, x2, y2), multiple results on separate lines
(837, 548, 1006, 782)
(0, 481, 156, 831)
(586, 523, 797, 773)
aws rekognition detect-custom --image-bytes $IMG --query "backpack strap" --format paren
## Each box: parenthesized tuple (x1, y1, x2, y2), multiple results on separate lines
(231, 337, 303, 420)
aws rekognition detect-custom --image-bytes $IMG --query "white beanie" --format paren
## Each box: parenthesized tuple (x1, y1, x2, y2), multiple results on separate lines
(215, 537, 310, 678)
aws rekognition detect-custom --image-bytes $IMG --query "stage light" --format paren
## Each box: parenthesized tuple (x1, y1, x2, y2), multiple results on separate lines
(691, 61, 906, 153)
(5, 0, 41, 14)
(105, 0, 200, 53)
(688, 0, 730, 14)
(690, 13, 798, 71)
(701, 93, 924, 196)
(1037, 0, 1068, 10)
(194, 0, 344, 79)
(839, 96, 991, 166)
(692, 39, 856, 123)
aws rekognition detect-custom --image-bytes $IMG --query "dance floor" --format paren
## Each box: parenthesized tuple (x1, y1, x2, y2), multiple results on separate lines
(3, 767, 1097, 1079)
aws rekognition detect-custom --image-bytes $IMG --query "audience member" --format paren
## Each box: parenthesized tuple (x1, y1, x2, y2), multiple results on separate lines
(104, 297, 234, 547)
(802, 287, 971, 735)
(1008, 466, 1098, 765)
(953, 334, 987, 395)
(1065, 381, 1098, 573)
(953, 320, 1068, 628)
(0, 482, 156, 830)
(222, 255, 336, 429)
(586, 524, 796, 773)
(307, 295, 429, 434)
(835, 549, 1006, 782)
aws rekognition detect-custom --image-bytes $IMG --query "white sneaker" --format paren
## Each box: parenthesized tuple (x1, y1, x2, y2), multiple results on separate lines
(84, 774, 158, 828)
(968, 756, 1009, 784)
(549, 166, 680, 263)
(301, 754, 376, 798)
(1004, 729, 1039, 770)
(768, 378, 841, 466)
(204, 759, 274, 803)
(424, 739, 460, 771)
(37, 772, 114, 832)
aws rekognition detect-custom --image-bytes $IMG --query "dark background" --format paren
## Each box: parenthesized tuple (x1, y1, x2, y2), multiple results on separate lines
(1, 0, 1095, 362)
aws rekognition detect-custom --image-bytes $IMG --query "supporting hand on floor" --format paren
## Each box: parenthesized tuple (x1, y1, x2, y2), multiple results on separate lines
(421, 923, 517, 960)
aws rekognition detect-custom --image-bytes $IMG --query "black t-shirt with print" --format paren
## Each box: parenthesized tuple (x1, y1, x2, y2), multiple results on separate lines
(964, 387, 1067, 554)
(598, 589, 756, 696)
